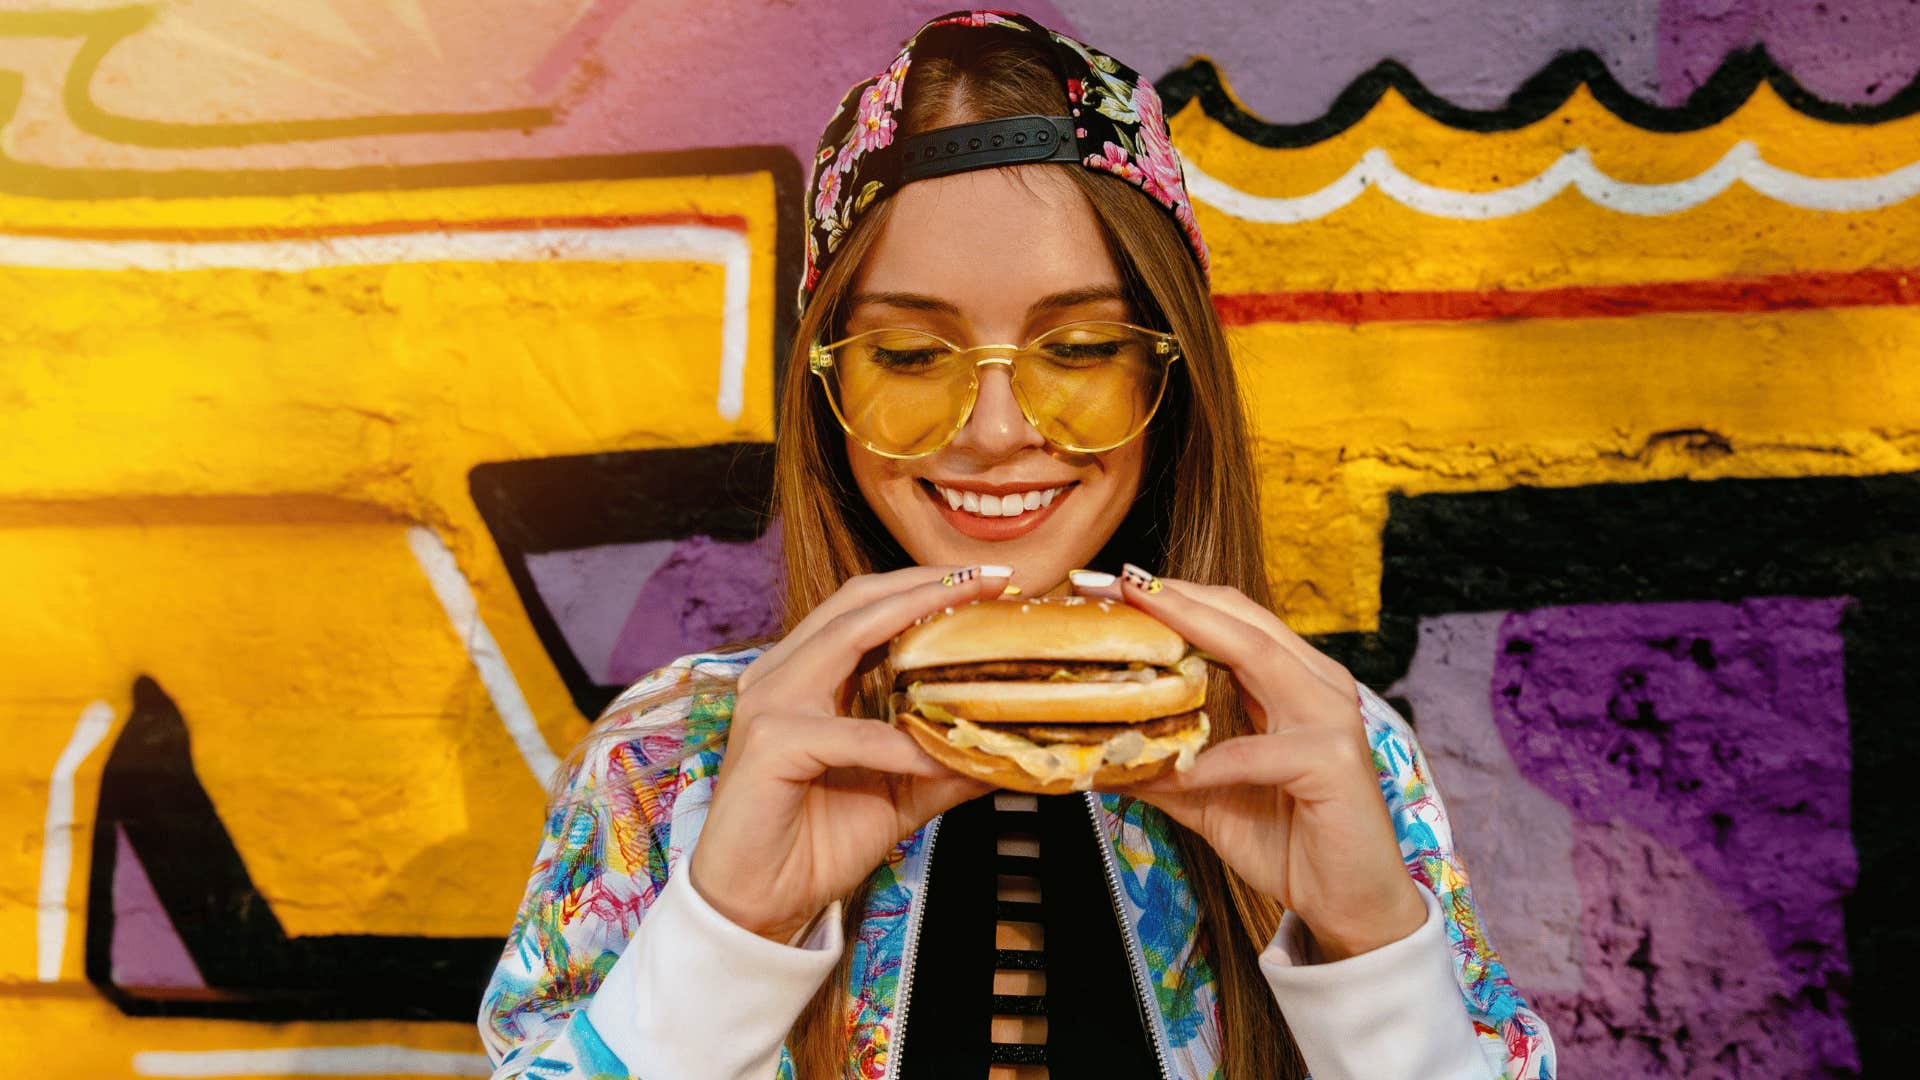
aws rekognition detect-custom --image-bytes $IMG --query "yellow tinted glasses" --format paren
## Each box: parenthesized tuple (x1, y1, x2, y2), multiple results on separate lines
(808, 320, 1181, 459)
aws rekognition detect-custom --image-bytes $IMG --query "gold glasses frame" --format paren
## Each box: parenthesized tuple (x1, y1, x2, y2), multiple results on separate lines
(807, 319, 1182, 460)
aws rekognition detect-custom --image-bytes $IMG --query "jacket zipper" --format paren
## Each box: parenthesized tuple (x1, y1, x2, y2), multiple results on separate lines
(882, 814, 940, 1080)
(1084, 792, 1175, 1079)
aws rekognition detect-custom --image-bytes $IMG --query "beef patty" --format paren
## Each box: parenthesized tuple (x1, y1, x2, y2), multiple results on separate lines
(895, 660, 1151, 687)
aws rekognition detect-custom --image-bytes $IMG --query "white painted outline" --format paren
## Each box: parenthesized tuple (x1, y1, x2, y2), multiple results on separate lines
(407, 525, 560, 785)
(131, 1046, 491, 1077)
(38, 699, 115, 982)
(0, 224, 754, 420)
(1184, 140, 1920, 222)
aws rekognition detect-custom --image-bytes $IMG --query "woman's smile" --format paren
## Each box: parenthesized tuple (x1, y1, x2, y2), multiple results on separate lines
(918, 477, 1078, 541)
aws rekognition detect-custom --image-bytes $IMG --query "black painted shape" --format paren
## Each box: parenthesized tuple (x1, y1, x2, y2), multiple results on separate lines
(84, 676, 505, 1021)
(1156, 46, 1920, 148)
(1303, 471, 1918, 1078)
(468, 442, 777, 720)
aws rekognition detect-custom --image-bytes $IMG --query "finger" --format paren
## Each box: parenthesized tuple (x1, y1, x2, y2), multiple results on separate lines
(740, 565, 964, 693)
(742, 565, 1006, 693)
(742, 713, 957, 781)
(1117, 564, 1341, 727)
(1128, 729, 1370, 796)
(754, 568, 1013, 704)
(1067, 568, 1122, 599)
(1155, 579, 1355, 697)
(894, 773, 996, 839)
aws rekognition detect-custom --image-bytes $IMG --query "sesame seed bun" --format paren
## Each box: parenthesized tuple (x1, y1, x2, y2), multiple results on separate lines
(887, 595, 1209, 792)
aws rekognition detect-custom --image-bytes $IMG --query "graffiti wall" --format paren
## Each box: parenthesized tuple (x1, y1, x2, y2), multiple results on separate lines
(3, 2, 1914, 1076)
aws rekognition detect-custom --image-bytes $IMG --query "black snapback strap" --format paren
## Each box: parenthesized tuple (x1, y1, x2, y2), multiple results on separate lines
(897, 114, 1080, 182)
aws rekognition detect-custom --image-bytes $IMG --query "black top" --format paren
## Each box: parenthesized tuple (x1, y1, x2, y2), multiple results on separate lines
(898, 792, 1161, 1078)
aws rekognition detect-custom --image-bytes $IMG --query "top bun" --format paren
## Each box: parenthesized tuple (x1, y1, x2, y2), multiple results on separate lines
(891, 595, 1189, 670)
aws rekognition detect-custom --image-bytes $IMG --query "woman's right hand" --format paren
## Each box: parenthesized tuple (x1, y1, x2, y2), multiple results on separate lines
(687, 565, 1007, 944)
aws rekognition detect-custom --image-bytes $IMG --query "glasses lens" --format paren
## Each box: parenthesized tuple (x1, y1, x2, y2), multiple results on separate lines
(1012, 322, 1171, 451)
(825, 330, 973, 456)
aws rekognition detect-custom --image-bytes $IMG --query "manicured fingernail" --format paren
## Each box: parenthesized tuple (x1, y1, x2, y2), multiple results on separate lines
(1069, 569, 1116, 589)
(1120, 563, 1163, 594)
(940, 567, 975, 586)
(1002, 585, 1023, 596)
(977, 564, 1013, 578)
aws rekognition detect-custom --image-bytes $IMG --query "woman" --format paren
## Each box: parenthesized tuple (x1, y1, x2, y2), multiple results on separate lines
(479, 11, 1554, 1080)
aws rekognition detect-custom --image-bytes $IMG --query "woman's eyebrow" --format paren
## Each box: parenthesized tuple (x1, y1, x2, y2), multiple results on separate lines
(846, 284, 1128, 316)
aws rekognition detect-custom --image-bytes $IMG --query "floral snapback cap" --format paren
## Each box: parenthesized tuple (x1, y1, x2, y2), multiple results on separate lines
(798, 9, 1211, 317)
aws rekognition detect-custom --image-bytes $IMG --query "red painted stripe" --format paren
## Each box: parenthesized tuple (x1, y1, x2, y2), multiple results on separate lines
(0, 212, 749, 243)
(1213, 268, 1920, 325)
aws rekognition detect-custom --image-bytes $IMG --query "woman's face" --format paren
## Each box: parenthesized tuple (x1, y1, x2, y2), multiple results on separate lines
(843, 166, 1146, 595)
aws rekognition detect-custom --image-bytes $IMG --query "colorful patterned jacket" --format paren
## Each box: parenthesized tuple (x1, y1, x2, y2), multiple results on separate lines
(478, 646, 1557, 1078)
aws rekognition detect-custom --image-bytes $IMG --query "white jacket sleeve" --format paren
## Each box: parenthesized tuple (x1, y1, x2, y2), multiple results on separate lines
(586, 873, 843, 1078)
(1259, 881, 1493, 1080)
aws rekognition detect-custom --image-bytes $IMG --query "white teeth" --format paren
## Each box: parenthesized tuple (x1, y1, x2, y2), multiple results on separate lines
(935, 483, 1068, 518)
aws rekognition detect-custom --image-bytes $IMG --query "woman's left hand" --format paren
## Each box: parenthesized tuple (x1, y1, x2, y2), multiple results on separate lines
(1083, 564, 1426, 961)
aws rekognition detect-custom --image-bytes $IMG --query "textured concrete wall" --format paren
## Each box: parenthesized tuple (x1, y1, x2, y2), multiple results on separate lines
(3, 2, 1916, 1076)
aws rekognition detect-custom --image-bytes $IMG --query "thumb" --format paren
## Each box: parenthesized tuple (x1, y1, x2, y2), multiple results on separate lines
(895, 773, 995, 837)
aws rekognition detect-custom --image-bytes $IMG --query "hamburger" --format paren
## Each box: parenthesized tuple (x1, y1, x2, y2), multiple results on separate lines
(889, 595, 1210, 794)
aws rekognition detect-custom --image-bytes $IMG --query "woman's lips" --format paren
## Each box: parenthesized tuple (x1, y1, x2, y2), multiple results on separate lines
(921, 480, 1077, 542)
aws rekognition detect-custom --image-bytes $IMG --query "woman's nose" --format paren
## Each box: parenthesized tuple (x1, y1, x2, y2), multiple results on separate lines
(949, 362, 1045, 459)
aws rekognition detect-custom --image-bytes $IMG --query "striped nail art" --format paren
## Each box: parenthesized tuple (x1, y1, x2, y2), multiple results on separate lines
(1120, 563, 1163, 594)
(942, 564, 1013, 587)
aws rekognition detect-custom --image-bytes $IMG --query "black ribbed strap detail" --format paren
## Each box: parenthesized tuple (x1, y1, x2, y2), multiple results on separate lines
(996, 899, 1046, 922)
(898, 114, 1079, 182)
(994, 948, 1046, 970)
(992, 993, 1048, 1016)
(988, 1042, 1049, 1066)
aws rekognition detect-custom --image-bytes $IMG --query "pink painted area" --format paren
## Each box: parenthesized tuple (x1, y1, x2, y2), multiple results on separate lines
(110, 824, 204, 989)
(37, 1, 1078, 171)
(1387, 611, 1584, 994)
(606, 522, 784, 683)
(527, 0, 642, 97)
(1533, 819, 1813, 1077)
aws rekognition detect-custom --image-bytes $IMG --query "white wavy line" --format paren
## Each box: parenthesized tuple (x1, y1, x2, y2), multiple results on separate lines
(0, 224, 752, 421)
(132, 1046, 490, 1076)
(407, 525, 560, 786)
(38, 699, 115, 982)
(1186, 139, 1920, 222)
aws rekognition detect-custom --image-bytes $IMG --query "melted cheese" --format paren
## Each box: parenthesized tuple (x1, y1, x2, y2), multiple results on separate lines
(945, 712, 1211, 791)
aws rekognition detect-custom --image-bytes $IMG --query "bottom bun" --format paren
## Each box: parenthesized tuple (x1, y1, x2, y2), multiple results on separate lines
(895, 710, 1186, 795)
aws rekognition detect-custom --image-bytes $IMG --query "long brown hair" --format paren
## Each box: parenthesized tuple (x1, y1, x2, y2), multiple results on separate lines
(542, 25, 1306, 1080)
(776, 27, 1307, 1080)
